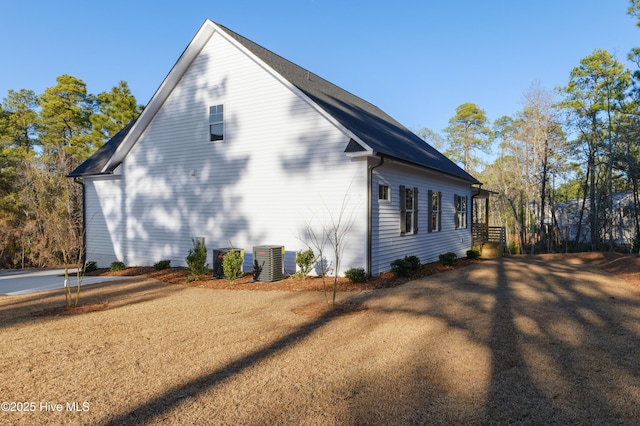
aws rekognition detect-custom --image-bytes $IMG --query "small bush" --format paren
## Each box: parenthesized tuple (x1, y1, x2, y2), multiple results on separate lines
(294, 248, 315, 279)
(84, 261, 97, 273)
(466, 249, 480, 260)
(405, 255, 421, 270)
(390, 255, 422, 276)
(345, 267, 367, 283)
(186, 238, 209, 281)
(390, 258, 412, 276)
(110, 261, 126, 272)
(223, 245, 244, 282)
(154, 259, 171, 270)
(439, 252, 458, 266)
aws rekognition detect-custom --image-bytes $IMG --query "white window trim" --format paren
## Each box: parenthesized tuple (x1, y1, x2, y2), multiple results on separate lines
(455, 194, 468, 229)
(429, 190, 442, 233)
(378, 184, 390, 203)
(209, 104, 224, 142)
(400, 185, 418, 235)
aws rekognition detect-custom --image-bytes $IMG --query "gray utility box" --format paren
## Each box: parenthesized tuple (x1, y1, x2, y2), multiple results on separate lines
(212, 247, 243, 279)
(253, 245, 284, 282)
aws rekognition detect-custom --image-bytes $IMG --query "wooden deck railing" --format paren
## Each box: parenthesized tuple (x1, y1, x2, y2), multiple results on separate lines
(472, 223, 487, 242)
(472, 223, 506, 254)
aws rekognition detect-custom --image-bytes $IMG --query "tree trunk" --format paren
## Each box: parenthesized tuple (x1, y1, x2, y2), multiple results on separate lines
(508, 198, 525, 252)
(575, 167, 590, 250)
(539, 137, 549, 252)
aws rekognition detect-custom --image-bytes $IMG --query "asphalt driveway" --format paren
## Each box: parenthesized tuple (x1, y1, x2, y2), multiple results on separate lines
(0, 268, 128, 295)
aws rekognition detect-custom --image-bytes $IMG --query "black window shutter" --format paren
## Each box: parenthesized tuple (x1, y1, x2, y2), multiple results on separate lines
(465, 196, 469, 229)
(414, 187, 419, 234)
(399, 185, 406, 235)
(454, 194, 459, 229)
(438, 191, 442, 232)
(427, 190, 433, 233)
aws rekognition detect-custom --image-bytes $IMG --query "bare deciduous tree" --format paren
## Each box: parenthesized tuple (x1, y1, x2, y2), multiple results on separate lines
(301, 180, 359, 305)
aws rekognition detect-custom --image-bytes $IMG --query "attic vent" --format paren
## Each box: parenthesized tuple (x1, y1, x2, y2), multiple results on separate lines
(253, 245, 284, 282)
(345, 139, 366, 153)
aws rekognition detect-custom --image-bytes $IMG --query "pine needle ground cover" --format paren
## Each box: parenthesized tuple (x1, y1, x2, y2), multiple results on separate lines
(1, 253, 639, 424)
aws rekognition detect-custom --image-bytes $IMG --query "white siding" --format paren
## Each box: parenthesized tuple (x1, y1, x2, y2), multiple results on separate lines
(371, 161, 473, 276)
(84, 176, 124, 267)
(88, 30, 367, 274)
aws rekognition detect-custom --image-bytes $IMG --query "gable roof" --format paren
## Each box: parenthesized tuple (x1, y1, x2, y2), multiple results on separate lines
(69, 118, 137, 177)
(69, 20, 479, 184)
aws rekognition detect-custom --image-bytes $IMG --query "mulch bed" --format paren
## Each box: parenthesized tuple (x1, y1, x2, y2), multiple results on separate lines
(87, 257, 481, 292)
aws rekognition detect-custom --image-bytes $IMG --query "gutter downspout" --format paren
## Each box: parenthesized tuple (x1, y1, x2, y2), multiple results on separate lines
(367, 155, 385, 277)
(73, 177, 87, 265)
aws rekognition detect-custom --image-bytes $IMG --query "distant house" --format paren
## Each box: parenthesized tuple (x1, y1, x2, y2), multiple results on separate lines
(69, 19, 480, 276)
(553, 193, 639, 249)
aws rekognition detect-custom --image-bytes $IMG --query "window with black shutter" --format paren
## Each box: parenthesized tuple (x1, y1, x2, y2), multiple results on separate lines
(428, 190, 441, 232)
(400, 185, 418, 235)
(455, 194, 468, 229)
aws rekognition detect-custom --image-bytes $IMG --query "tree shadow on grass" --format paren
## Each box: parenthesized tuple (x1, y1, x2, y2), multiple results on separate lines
(483, 258, 552, 423)
(93, 256, 640, 424)
(0, 277, 185, 329)
(100, 299, 363, 425)
(338, 256, 640, 424)
(483, 256, 640, 424)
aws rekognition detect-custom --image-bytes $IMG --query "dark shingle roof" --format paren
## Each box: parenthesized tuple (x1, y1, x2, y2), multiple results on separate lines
(70, 21, 478, 184)
(68, 118, 137, 177)
(218, 23, 478, 184)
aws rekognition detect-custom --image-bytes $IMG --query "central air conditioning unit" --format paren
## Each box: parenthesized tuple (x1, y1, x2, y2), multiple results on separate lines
(212, 247, 243, 279)
(253, 245, 284, 282)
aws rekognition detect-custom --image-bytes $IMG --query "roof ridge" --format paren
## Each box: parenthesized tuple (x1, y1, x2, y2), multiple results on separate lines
(212, 21, 392, 117)
(70, 20, 479, 184)
(214, 21, 478, 183)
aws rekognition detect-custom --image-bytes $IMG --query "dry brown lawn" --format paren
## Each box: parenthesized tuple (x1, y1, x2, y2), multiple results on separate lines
(2, 252, 640, 425)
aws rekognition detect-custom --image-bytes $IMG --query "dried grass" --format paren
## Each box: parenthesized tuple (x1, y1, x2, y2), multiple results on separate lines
(1, 253, 640, 424)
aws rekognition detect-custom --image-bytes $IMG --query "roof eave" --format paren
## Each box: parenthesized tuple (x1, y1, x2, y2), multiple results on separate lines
(103, 20, 218, 172)
(67, 171, 115, 178)
(381, 155, 481, 185)
(345, 150, 375, 158)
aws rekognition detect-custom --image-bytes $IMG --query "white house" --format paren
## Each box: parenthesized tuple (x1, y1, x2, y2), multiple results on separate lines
(69, 19, 480, 276)
(553, 193, 639, 249)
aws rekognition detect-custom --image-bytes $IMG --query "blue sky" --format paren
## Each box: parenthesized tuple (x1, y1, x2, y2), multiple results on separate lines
(1, 0, 637, 148)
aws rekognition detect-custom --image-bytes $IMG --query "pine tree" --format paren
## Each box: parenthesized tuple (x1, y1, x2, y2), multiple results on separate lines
(444, 102, 493, 174)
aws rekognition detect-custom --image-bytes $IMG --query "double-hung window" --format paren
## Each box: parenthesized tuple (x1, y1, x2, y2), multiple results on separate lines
(209, 104, 224, 141)
(455, 194, 468, 229)
(378, 184, 390, 201)
(400, 185, 418, 235)
(428, 190, 442, 232)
